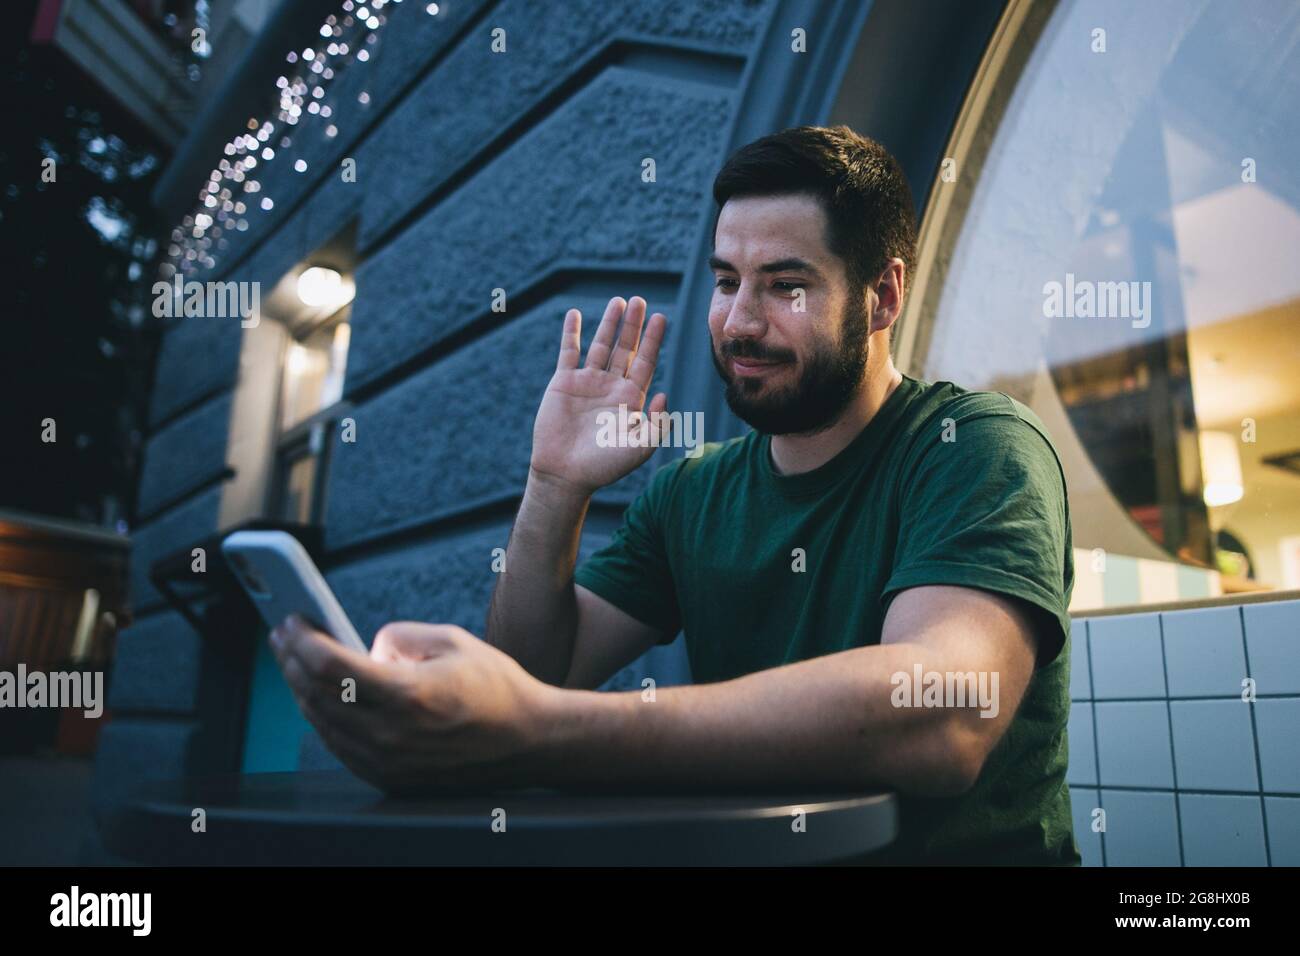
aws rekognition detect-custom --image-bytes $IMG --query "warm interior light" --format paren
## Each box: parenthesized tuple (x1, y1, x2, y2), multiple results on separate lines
(285, 341, 312, 377)
(1199, 430, 1244, 507)
(296, 266, 354, 309)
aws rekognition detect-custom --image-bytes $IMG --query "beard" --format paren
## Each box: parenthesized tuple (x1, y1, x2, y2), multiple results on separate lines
(710, 295, 871, 436)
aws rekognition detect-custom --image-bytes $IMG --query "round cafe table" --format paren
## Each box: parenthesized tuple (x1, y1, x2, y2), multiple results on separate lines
(100, 770, 898, 866)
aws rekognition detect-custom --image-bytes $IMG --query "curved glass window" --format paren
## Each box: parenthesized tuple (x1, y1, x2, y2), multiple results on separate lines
(914, 0, 1300, 603)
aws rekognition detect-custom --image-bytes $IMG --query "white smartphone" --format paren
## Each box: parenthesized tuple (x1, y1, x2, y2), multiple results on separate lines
(221, 530, 367, 652)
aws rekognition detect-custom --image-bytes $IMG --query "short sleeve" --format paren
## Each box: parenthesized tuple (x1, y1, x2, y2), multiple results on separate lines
(573, 461, 683, 642)
(881, 407, 1073, 669)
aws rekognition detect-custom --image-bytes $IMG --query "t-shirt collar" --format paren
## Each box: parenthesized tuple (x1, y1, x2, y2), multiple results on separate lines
(758, 372, 921, 498)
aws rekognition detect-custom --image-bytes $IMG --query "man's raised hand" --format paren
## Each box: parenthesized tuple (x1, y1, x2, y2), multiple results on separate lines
(529, 296, 669, 497)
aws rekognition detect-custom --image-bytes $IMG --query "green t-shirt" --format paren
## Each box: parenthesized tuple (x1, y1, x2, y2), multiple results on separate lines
(574, 372, 1081, 866)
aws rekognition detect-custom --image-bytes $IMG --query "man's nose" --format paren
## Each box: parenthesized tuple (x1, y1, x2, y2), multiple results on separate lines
(721, 286, 766, 339)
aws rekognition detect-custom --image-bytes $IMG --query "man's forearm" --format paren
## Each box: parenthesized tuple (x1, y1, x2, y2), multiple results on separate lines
(526, 642, 979, 797)
(485, 470, 592, 685)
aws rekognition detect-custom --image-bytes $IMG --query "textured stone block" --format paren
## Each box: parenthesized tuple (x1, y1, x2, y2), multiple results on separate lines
(147, 317, 242, 427)
(327, 524, 545, 641)
(344, 67, 732, 392)
(129, 485, 224, 613)
(106, 609, 205, 715)
(325, 294, 659, 550)
(357, 0, 763, 247)
(137, 392, 232, 517)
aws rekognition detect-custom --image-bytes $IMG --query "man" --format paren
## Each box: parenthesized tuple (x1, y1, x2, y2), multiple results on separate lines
(271, 125, 1080, 865)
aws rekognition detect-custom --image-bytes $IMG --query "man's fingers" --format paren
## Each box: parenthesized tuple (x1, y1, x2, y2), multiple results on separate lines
(279, 652, 325, 714)
(647, 391, 668, 420)
(281, 615, 371, 681)
(276, 616, 393, 709)
(303, 698, 389, 782)
(630, 392, 671, 450)
(370, 621, 462, 664)
(583, 296, 625, 371)
(555, 308, 581, 371)
(626, 311, 666, 393)
(607, 296, 646, 376)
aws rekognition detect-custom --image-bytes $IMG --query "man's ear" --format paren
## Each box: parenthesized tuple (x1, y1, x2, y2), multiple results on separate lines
(871, 258, 906, 334)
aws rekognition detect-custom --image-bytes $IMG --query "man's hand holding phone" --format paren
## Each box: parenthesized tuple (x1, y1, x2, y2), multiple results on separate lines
(268, 615, 559, 794)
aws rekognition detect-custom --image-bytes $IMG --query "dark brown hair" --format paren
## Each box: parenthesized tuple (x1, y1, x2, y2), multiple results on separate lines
(711, 125, 917, 309)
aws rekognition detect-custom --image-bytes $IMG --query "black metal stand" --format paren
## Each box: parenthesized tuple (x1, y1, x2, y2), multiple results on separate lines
(148, 520, 323, 643)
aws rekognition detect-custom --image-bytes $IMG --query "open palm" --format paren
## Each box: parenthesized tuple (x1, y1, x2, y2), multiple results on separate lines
(530, 296, 670, 495)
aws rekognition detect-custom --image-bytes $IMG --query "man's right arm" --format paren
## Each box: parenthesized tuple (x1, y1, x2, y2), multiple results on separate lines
(484, 296, 673, 688)
(485, 470, 665, 688)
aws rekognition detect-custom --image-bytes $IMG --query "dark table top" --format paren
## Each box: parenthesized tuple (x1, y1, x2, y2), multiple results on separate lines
(101, 770, 898, 866)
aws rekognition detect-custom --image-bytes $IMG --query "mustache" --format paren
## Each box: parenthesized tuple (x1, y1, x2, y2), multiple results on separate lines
(718, 340, 796, 363)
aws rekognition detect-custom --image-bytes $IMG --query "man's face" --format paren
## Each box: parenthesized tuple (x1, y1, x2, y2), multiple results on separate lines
(708, 193, 871, 436)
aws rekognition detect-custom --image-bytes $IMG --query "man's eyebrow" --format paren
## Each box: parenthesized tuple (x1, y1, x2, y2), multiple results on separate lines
(708, 255, 824, 278)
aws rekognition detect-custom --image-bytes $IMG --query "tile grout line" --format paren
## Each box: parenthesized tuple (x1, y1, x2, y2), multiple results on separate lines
(1084, 620, 1106, 866)
(1239, 604, 1272, 866)
(1088, 784, 1299, 797)
(1082, 692, 1300, 702)
(1159, 612, 1185, 866)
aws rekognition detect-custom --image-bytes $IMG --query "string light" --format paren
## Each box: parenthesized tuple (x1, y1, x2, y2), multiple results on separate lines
(163, 0, 410, 278)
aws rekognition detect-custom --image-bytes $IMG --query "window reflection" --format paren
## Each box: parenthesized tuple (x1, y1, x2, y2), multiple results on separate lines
(921, 0, 1300, 598)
